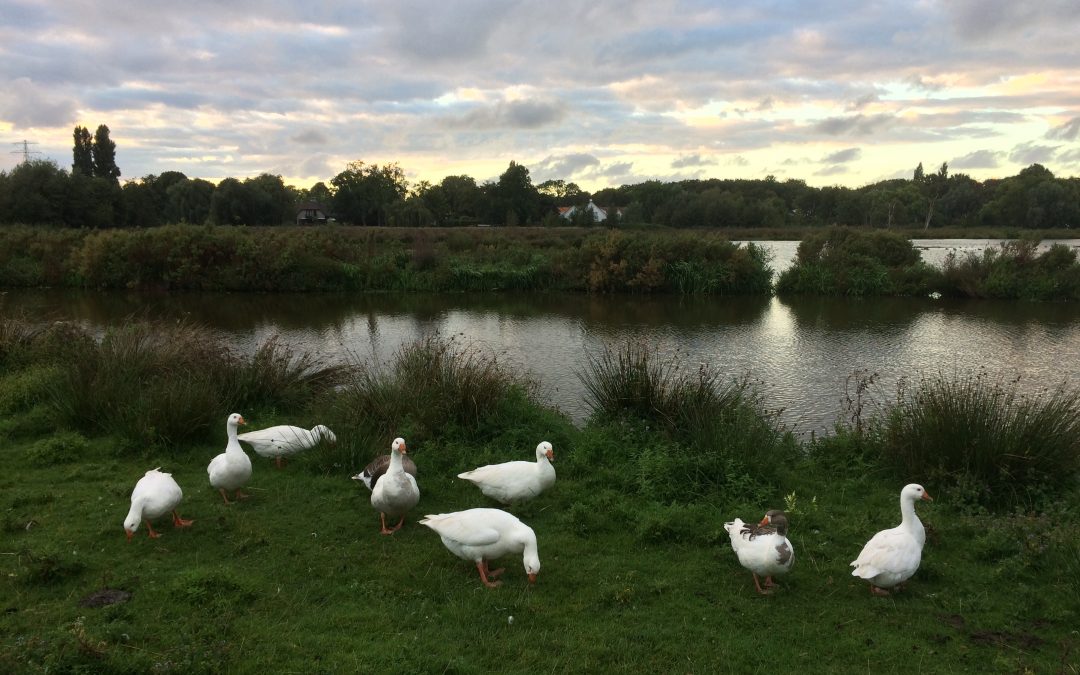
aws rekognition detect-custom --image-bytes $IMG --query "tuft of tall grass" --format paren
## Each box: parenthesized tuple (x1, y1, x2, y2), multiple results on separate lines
(314, 335, 544, 471)
(44, 318, 348, 448)
(50, 320, 233, 446)
(579, 340, 791, 501)
(880, 370, 1080, 508)
(0, 316, 92, 370)
(580, 340, 750, 429)
(232, 335, 356, 412)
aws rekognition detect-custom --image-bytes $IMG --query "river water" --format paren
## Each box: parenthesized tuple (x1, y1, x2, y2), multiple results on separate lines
(3, 239, 1079, 434)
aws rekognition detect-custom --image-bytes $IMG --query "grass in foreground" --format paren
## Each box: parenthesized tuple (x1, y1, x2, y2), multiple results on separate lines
(1, 418, 1078, 672)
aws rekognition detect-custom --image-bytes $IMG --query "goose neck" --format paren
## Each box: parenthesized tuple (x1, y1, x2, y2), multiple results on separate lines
(389, 450, 404, 473)
(900, 494, 919, 528)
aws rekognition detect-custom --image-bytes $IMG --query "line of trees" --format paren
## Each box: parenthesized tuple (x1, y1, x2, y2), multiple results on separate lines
(0, 125, 1078, 229)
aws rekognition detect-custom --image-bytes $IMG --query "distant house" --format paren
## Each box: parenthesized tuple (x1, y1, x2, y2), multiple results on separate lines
(559, 199, 623, 223)
(296, 201, 330, 226)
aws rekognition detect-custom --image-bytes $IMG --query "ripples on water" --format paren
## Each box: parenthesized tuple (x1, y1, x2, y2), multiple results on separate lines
(3, 240, 1079, 435)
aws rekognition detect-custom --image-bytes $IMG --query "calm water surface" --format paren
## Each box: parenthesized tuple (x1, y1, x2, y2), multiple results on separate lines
(3, 239, 1079, 434)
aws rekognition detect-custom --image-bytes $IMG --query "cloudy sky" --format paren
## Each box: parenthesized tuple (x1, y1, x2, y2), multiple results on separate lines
(2, 0, 1079, 191)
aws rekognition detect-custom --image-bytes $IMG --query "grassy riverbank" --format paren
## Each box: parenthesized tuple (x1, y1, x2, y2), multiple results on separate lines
(0, 225, 771, 295)
(1, 319, 1078, 672)
(4, 224, 1079, 300)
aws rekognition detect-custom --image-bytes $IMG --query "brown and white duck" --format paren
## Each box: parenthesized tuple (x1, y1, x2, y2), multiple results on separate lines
(368, 437, 419, 534)
(352, 443, 418, 491)
(724, 509, 795, 594)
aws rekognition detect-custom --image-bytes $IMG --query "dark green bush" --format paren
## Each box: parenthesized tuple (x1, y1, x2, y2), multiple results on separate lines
(941, 240, 1080, 300)
(776, 226, 941, 296)
(0, 225, 774, 295)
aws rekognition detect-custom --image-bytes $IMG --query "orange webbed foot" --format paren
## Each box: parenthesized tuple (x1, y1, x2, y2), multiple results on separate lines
(172, 511, 194, 528)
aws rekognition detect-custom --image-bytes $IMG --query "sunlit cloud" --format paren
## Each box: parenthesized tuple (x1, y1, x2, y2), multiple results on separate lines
(1047, 116, 1080, 141)
(1, 0, 1078, 189)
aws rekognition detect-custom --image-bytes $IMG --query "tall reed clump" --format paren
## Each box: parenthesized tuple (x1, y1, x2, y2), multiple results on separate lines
(880, 370, 1080, 508)
(48, 320, 232, 446)
(579, 340, 790, 502)
(47, 319, 349, 448)
(315, 336, 552, 472)
(776, 226, 941, 296)
(231, 335, 356, 413)
(941, 240, 1080, 301)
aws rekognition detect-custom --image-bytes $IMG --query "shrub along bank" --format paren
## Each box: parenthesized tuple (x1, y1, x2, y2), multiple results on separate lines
(0, 225, 772, 295)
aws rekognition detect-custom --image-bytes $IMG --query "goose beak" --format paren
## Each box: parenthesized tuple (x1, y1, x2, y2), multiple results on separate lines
(528, 573, 537, 584)
(759, 515, 770, 527)
(125, 529, 134, 541)
(546, 449, 554, 462)
(350, 474, 363, 481)
(921, 491, 933, 501)
(238, 416, 247, 426)
(399, 444, 408, 454)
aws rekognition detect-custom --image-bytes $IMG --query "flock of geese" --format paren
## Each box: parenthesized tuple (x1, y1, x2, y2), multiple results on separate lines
(124, 413, 932, 595)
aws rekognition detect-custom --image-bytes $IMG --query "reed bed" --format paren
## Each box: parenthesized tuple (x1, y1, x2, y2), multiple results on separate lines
(0, 316, 352, 448)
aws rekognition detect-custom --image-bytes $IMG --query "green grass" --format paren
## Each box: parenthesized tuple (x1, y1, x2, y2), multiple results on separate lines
(1, 420, 1077, 673)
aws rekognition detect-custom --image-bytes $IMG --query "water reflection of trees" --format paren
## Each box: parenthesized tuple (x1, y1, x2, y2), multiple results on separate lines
(778, 296, 928, 332)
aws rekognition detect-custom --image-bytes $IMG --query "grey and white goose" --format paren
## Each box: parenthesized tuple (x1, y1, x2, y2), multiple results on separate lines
(353, 446, 418, 491)
(724, 509, 795, 594)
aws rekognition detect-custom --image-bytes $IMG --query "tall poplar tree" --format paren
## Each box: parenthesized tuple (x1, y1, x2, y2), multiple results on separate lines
(91, 124, 121, 181)
(72, 125, 94, 175)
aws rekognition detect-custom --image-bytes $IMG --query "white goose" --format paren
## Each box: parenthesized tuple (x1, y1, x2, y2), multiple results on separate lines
(369, 437, 419, 534)
(724, 510, 795, 594)
(123, 468, 193, 540)
(851, 483, 933, 596)
(237, 423, 336, 468)
(207, 413, 253, 504)
(419, 508, 540, 588)
(457, 441, 555, 505)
